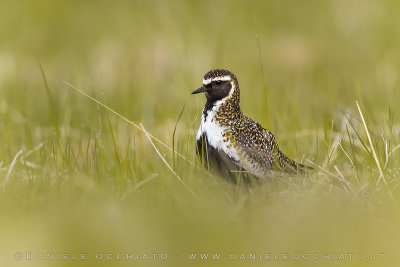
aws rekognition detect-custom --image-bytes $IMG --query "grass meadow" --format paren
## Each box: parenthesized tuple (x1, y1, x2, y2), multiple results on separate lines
(1, 0, 400, 266)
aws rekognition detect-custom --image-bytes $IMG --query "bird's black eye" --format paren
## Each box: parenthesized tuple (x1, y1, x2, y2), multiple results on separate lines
(215, 80, 223, 85)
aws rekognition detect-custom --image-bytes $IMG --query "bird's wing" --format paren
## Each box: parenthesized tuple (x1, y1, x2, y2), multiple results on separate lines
(232, 119, 276, 173)
(235, 119, 310, 174)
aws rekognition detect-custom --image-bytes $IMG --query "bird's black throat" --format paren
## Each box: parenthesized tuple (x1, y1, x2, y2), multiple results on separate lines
(202, 99, 217, 120)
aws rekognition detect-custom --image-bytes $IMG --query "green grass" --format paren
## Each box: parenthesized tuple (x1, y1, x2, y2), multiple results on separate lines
(1, 0, 400, 266)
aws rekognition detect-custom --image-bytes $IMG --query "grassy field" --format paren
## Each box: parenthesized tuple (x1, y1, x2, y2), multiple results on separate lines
(1, 0, 400, 266)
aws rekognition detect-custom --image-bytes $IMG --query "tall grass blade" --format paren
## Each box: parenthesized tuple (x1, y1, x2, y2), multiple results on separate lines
(39, 63, 60, 137)
(172, 105, 185, 171)
(355, 101, 387, 186)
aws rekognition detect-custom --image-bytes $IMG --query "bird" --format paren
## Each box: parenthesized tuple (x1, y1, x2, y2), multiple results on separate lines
(192, 69, 311, 185)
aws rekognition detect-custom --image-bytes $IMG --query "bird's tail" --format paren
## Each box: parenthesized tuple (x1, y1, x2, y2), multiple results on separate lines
(278, 151, 313, 174)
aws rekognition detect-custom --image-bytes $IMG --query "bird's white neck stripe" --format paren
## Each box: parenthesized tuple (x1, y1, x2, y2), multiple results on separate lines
(203, 75, 231, 85)
(216, 84, 235, 105)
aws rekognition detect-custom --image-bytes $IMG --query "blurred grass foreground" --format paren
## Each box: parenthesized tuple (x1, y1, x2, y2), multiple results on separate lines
(1, 0, 400, 266)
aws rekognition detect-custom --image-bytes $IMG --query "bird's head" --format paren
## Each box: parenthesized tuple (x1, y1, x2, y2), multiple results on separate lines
(192, 69, 238, 101)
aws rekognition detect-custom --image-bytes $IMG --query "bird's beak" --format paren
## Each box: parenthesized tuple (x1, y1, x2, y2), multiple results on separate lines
(191, 86, 206, 95)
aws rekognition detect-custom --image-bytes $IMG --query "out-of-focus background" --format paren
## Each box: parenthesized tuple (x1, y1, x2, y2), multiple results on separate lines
(1, 0, 400, 266)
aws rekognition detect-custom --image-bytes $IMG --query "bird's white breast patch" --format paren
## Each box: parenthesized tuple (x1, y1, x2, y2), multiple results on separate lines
(196, 97, 240, 162)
